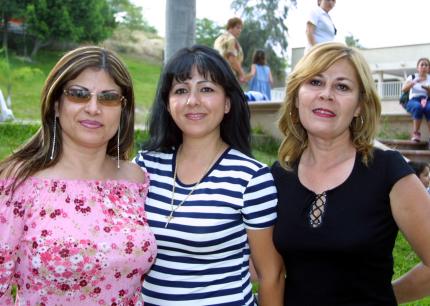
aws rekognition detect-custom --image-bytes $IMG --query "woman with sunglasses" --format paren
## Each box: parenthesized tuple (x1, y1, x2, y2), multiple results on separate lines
(0, 46, 156, 305)
(134, 45, 284, 306)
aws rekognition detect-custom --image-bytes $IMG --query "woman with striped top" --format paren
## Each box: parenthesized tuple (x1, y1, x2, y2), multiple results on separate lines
(134, 45, 284, 305)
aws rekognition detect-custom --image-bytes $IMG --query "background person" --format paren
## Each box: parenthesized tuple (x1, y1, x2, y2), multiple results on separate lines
(247, 49, 273, 100)
(214, 17, 246, 82)
(305, 0, 337, 52)
(272, 42, 430, 305)
(134, 45, 284, 306)
(408, 160, 430, 192)
(0, 46, 156, 305)
(402, 57, 430, 142)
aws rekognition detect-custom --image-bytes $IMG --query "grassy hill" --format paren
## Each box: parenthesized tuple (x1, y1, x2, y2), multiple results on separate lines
(0, 47, 162, 126)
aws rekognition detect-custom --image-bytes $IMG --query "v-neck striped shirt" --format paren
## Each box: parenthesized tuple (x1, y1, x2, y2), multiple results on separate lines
(134, 147, 277, 305)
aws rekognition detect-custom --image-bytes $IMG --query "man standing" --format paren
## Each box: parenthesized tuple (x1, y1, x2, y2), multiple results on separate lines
(214, 17, 245, 83)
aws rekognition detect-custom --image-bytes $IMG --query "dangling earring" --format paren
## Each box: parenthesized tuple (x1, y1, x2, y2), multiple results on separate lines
(360, 116, 364, 126)
(117, 122, 121, 169)
(50, 117, 57, 160)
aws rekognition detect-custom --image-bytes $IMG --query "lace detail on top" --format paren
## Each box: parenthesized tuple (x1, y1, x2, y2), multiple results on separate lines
(309, 192, 327, 228)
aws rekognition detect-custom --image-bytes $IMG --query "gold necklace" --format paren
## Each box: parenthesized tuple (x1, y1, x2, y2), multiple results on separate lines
(165, 144, 222, 228)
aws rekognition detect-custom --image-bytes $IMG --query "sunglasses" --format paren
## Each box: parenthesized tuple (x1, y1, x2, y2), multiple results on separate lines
(63, 88, 126, 106)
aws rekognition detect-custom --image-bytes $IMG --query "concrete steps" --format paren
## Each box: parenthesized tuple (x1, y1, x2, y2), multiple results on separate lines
(248, 99, 430, 163)
(378, 139, 430, 163)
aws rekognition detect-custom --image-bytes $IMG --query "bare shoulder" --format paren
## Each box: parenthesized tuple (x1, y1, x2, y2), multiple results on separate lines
(118, 161, 147, 184)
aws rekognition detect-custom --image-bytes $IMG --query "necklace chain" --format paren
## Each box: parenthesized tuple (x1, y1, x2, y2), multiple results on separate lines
(165, 144, 222, 228)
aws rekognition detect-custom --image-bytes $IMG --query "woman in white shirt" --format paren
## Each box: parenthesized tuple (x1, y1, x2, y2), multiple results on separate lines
(305, 0, 337, 52)
(402, 57, 430, 143)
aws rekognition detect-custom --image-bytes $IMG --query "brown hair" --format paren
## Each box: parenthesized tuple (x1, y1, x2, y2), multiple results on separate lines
(0, 45, 135, 189)
(277, 42, 381, 169)
(417, 57, 430, 67)
(226, 17, 243, 30)
(252, 49, 267, 65)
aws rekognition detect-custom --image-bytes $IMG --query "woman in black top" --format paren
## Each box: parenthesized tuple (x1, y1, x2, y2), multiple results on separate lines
(272, 42, 430, 305)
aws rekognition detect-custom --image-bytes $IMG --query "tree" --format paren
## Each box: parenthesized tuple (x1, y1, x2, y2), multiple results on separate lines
(345, 34, 363, 49)
(109, 0, 157, 33)
(195, 18, 222, 47)
(25, 0, 116, 58)
(0, 0, 30, 50)
(231, 0, 297, 83)
(165, 0, 196, 63)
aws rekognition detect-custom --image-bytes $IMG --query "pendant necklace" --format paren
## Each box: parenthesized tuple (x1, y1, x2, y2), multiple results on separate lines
(165, 143, 222, 228)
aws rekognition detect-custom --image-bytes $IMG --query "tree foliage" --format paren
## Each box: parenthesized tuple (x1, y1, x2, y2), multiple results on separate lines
(109, 0, 157, 33)
(0, 0, 31, 50)
(25, 0, 116, 58)
(195, 18, 222, 47)
(345, 34, 363, 49)
(231, 0, 297, 83)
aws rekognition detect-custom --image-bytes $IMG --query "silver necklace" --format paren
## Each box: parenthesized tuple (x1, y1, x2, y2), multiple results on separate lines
(165, 144, 222, 228)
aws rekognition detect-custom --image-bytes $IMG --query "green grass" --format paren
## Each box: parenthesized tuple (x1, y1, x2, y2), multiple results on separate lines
(0, 50, 161, 125)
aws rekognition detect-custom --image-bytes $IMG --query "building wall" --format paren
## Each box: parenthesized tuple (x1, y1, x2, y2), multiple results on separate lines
(291, 43, 430, 79)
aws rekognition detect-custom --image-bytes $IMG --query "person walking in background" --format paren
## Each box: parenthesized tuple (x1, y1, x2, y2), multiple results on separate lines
(247, 49, 273, 100)
(272, 42, 430, 305)
(402, 57, 430, 143)
(408, 160, 430, 192)
(214, 17, 246, 83)
(134, 45, 284, 306)
(0, 46, 156, 305)
(305, 0, 337, 52)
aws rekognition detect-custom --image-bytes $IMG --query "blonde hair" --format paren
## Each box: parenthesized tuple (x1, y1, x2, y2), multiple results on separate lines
(277, 42, 381, 169)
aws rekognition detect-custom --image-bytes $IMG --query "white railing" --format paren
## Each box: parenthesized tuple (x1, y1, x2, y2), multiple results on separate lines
(270, 81, 404, 102)
(378, 81, 403, 99)
(270, 87, 286, 101)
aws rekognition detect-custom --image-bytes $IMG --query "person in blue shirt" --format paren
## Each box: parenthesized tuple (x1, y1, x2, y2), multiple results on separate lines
(247, 49, 273, 100)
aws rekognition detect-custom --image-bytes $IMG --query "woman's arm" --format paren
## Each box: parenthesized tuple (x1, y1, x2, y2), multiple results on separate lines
(247, 227, 285, 306)
(390, 174, 430, 303)
(268, 68, 274, 86)
(306, 22, 317, 46)
(402, 75, 418, 92)
(0, 179, 25, 303)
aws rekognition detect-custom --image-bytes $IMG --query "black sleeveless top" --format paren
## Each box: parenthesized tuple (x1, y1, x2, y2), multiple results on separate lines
(272, 148, 413, 306)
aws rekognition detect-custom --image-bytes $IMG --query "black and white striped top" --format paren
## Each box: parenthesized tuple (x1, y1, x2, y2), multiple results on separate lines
(134, 147, 278, 306)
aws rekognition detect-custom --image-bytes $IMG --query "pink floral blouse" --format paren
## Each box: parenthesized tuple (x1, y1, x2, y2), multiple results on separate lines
(0, 176, 157, 306)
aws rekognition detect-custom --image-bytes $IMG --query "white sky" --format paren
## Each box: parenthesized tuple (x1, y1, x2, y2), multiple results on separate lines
(137, 0, 430, 50)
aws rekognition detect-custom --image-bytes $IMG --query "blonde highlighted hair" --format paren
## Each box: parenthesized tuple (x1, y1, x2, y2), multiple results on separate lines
(277, 42, 381, 169)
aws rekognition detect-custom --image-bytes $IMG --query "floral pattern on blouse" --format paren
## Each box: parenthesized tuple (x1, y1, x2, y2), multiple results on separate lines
(0, 176, 156, 305)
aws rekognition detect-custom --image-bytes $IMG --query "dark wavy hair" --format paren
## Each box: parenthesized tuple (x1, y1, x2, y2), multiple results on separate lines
(143, 44, 251, 156)
(0, 45, 135, 189)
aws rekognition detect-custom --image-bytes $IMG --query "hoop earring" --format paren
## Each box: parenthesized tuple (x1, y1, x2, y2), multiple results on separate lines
(50, 117, 57, 160)
(117, 122, 121, 169)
